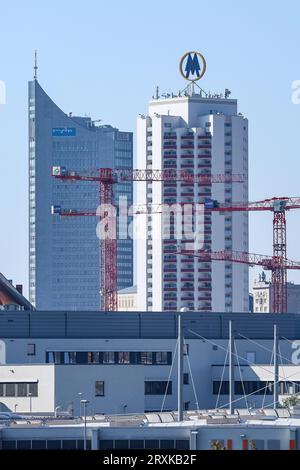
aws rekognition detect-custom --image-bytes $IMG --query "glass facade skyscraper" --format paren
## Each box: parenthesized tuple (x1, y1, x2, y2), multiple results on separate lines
(29, 80, 133, 310)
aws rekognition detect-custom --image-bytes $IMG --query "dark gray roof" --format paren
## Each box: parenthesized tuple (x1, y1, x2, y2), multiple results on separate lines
(0, 274, 34, 311)
(118, 285, 137, 295)
(0, 311, 299, 339)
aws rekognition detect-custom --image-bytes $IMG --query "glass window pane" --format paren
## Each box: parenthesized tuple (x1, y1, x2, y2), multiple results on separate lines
(115, 440, 129, 449)
(88, 352, 100, 364)
(103, 352, 115, 364)
(95, 381, 104, 396)
(29, 382, 38, 397)
(32, 440, 46, 450)
(17, 440, 31, 450)
(267, 440, 280, 450)
(47, 440, 62, 450)
(160, 440, 175, 449)
(175, 440, 189, 450)
(183, 373, 189, 385)
(76, 352, 87, 364)
(145, 440, 159, 449)
(99, 440, 113, 450)
(2, 441, 16, 450)
(145, 381, 172, 395)
(54, 352, 61, 364)
(130, 440, 144, 449)
(5, 383, 16, 397)
(118, 352, 130, 364)
(27, 344, 36, 356)
(62, 440, 77, 450)
(17, 383, 27, 397)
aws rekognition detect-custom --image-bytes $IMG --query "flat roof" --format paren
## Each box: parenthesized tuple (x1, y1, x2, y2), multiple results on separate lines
(2, 409, 300, 430)
(0, 311, 299, 339)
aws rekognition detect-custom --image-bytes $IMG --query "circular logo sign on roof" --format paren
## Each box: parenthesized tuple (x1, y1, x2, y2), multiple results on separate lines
(179, 51, 206, 82)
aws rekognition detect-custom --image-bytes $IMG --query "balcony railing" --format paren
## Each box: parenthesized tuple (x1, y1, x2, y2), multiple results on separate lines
(181, 134, 194, 139)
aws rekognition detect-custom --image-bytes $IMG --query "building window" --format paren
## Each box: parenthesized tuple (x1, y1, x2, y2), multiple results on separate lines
(28, 382, 38, 397)
(27, 344, 36, 356)
(213, 380, 274, 395)
(95, 381, 105, 396)
(103, 352, 115, 364)
(64, 352, 77, 364)
(118, 352, 130, 364)
(183, 373, 189, 385)
(46, 350, 172, 365)
(17, 383, 27, 397)
(267, 440, 280, 450)
(141, 352, 153, 364)
(88, 352, 100, 364)
(5, 383, 15, 397)
(50, 352, 62, 364)
(0, 382, 38, 397)
(155, 352, 171, 365)
(145, 381, 172, 395)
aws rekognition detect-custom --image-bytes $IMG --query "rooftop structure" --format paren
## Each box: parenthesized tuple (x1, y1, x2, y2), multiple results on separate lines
(0, 273, 34, 311)
(0, 408, 300, 450)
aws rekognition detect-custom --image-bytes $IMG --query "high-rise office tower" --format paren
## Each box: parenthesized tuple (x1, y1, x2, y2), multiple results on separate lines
(137, 92, 248, 312)
(29, 79, 133, 310)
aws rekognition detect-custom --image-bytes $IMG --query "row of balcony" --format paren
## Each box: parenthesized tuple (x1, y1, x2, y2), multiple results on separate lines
(163, 145, 211, 150)
(163, 153, 211, 158)
(163, 134, 211, 140)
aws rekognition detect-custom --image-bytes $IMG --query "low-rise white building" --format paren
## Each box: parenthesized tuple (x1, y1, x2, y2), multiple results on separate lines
(117, 286, 138, 311)
(0, 311, 300, 415)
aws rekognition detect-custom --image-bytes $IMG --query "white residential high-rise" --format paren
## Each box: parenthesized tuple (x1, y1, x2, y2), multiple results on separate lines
(136, 92, 248, 312)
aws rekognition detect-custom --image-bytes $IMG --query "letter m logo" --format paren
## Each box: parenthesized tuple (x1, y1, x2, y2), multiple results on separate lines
(185, 53, 201, 79)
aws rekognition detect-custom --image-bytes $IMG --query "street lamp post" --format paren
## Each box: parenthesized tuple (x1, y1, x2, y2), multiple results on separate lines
(78, 392, 82, 418)
(80, 399, 89, 450)
(29, 393, 32, 414)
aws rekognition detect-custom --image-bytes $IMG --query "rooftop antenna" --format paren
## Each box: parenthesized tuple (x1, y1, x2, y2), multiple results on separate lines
(155, 86, 159, 99)
(34, 50, 38, 81)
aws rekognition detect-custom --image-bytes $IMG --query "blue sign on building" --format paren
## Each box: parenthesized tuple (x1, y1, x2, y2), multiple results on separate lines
(52, 127, 76, 137)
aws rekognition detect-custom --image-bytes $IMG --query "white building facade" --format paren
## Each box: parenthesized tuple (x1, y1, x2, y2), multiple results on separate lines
(253, 274, 300, 313)
(136, 94, 248, 312)
(0, 311, 300, 415)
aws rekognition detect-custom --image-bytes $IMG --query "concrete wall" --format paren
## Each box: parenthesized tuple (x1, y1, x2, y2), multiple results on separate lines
(55, 365, 145, 415)
(0, 364, 55, 413)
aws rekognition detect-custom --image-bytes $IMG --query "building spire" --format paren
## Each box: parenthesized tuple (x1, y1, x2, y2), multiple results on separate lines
(34, 50, 38, 81)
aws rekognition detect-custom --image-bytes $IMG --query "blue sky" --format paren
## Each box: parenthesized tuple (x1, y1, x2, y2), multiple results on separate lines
(0, 0, 300, 295)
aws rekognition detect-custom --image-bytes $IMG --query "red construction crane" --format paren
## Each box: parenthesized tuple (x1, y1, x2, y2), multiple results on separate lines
(177, 248, 300, 312)
(203, 197, 300, 313)
(51, 166, 244, 311)
(177, 248, 300, 271)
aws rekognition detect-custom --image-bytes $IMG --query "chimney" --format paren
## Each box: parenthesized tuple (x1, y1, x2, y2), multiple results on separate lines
(16, 284, 23, 295)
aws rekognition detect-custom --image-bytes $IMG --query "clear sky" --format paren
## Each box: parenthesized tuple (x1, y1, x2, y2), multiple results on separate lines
(0, 0, 300, 296)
